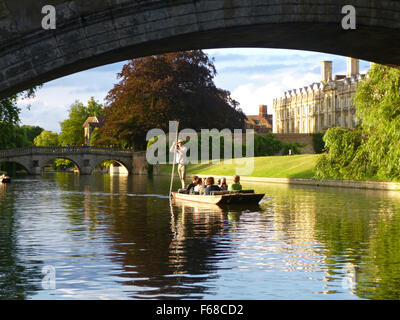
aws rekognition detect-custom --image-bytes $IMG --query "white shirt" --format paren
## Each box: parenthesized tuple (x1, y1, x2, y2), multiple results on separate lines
(170, 142, 188, 165)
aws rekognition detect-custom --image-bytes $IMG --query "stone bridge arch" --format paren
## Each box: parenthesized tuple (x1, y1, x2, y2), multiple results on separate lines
(0, 159, 31, 175)
(39, 155, 82, 174)
(1, 1, 400, 99)
(0, 146, 135, 175)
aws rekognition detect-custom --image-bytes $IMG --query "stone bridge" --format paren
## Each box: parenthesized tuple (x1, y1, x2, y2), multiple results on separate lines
(1, 1, 400, 99)
(0, 146, 149, 175)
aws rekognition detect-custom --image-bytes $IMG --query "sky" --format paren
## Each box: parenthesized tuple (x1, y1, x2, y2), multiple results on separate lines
(17, 48, 371, 133)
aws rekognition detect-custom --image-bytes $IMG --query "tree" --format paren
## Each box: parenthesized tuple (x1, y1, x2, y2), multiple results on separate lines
(316, 64, 400, 181)
(0, 87, 40, 124)
(96, 50, 246, 150)
(58, 97, 104, 146)
(253, 133, 283, 156)
(21, 125, 44, 143)
(34, 130, 59, 147)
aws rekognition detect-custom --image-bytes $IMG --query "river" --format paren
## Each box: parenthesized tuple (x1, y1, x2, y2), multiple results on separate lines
(1, 173, 400, 300)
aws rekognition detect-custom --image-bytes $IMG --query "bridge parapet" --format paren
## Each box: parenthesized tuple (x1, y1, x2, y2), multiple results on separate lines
(0, 146, 134, 158)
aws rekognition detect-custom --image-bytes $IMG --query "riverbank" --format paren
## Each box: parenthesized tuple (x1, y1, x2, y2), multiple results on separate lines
(158, 154, 400, 191)
(159, 154, 318, 178)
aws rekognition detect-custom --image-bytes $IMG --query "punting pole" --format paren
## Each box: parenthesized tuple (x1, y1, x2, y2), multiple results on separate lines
(169, 121, 179, 198)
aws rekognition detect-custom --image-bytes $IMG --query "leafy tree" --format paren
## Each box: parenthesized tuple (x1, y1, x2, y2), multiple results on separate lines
(315, 126, 367, 180)
(21, 125, 44, 143)
(315, 62, 400, 181)
(59, 97, 104, 146)
(312, 132, 326, 154)
(354, 64, 400, 180)
(0, 87, 40, 124)
(96, 50, 246, 150)
(254, 133, 283, 156)
(281, 142, 305, 155)
(34, 130, 59, 147)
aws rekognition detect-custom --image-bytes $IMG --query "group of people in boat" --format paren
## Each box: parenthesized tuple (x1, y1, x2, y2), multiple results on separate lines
(185, 175, 242, 195)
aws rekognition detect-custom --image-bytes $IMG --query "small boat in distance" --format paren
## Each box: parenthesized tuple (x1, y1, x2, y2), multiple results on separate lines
(0, 174, 11, 183)
(172, 190, 264, 206)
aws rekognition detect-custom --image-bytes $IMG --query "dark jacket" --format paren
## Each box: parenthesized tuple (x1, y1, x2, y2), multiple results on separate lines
(205, 185, 221, 195)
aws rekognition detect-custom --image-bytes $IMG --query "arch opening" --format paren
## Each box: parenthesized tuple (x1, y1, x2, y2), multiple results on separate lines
(93, 160, 130, 176)
(42, 158, 81, 175)
(0, 161, 29, 176)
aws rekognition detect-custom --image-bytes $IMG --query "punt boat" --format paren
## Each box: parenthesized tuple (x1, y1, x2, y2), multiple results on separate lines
(172, 190, 264, 206)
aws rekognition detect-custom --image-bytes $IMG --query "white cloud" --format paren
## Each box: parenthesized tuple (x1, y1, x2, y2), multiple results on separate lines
(230, 70, 321, 115)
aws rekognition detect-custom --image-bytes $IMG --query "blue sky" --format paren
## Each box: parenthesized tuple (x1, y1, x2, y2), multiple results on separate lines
(18, 48, 371, 133)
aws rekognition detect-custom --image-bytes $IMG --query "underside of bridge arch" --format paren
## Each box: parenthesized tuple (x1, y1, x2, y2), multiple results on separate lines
(1, 1, 400, 99)
(41, 157, 82, 174)
(92, 159, 132, 175)
(0, 160, 30, 175)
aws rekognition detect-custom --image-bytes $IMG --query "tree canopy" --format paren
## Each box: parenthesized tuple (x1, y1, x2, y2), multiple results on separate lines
(58, 97, 104, 146)
(96, 50, 246, 150)
(34, 130, 59, 147)
(0, 87, 42, 150)
(316, 64, 400, 181)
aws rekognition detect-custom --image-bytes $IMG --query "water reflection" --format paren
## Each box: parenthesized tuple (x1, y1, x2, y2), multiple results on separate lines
(0, 182, 42, 299)
(1, 175, 400, 299)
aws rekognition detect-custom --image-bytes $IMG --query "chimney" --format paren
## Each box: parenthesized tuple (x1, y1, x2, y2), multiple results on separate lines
(347, 57, 359, 77)
(259, 105, 268, 119)
(321, 61, 332, 82)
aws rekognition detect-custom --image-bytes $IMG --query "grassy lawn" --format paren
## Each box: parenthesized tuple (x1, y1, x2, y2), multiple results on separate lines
(159, 154, 320, 179)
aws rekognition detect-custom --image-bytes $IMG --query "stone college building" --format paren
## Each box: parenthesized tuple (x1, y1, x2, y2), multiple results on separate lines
(272, 58, 367, 134)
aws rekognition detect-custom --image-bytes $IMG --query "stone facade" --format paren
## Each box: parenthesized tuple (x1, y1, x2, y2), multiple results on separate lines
(245, 105, 273, 134)
(272, 58, 367, 134)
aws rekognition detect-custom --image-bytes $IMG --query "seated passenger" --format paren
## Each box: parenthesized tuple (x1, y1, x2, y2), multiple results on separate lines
(228, 175, 242, 191)
(204, 177, 221, 195)
(186, 176, 199, 192)
(218, 177, 228, 190)
(194, 178, 205, 195)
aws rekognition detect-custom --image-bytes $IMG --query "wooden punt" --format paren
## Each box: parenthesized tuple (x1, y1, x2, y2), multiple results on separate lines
(172, 191, 264, 206)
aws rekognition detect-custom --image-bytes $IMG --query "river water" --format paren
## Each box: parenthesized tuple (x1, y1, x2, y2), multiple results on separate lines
(1, 173, 400, 300)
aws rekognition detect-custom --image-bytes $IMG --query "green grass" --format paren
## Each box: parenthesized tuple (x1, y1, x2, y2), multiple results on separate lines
(159, 154, 320, 179)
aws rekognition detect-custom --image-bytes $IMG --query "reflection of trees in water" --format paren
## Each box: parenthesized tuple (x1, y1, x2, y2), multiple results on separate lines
(54, 174, 237, 299)
(0, 184, 42, 299)
(106, 198, 239, 299)
(51, 173, 400, 300)
(251, 182, 400, 299)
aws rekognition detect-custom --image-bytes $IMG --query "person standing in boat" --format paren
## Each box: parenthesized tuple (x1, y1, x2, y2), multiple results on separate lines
(170, 139, 189, 189)
(204, 177, 221, 195)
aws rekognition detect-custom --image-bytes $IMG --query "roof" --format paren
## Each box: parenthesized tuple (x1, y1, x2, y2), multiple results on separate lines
(245, 114, 272, 128)
(82, 116, 106, 128)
